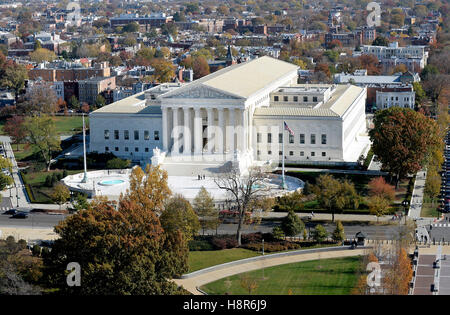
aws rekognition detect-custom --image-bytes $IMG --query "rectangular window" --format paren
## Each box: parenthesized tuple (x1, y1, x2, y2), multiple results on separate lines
(154, 131, 160, 141)
(283, 96, 288, 102)
(268, 150, 272, 155)
(134, 130, 139, 140)
(145, 148, 149, 152)
(257, 133, 261, 143)
(322, 152, 326, 157)
(311, 134, 316, 144)
(114, 130, 119, 140)
(257, 150, 260, 155)
(313, 96, 318, 102)
(279, 133, 283, 143)
(303, 96, 308, 102)
(321, 134, 327, 145)
(115, 147, 119, 152)
(289, 151, 293, 156)
(300, 134, 305, 144)
(311, 151, 315, 157)
(274, 96, 279, 101)
(279, 151, 282, 156)
(124, 130, 129, 140)
(135, 147, 139, 152)
(267, 133, 272, 143)
(125, 147, 129, 152)
(293, 96, 298, 102)
(289, 134, 294, 144)
(104, 130, 109, 140)
(144, 130, 150, 140)
(300, 151, 304, 156)
(105, 146, 109, 152)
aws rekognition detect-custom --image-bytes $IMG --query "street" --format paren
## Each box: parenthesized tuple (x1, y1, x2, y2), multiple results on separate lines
(0, 211, 68, 229)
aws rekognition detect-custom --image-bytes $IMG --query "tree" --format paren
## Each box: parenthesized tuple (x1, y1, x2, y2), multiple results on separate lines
(368, 195, 391, 222)
(383, 247, 413, 295)
(193, 187, 217, 235)
(193, 55, 210, 80)
(0, 62, 28, 101)
(160, 194, 200, 241)
(281, 209, 304, 237)
(94, 94, 106, 108)
(413, 82, 426, 107)
(369, 107, 442, 186)
(122, 22, 139, 33)
(312, 224, 328, 243)
(425, 170, 441, 206)
(150, 59, 175, 83)
(272, 226, 285, 240)
(312, 174, 360, 222)
(368, 177, 395, 201)
(19, 84, 58, 114)
(51, 183, 70, 210)
(3, 116, 26, 150)
(23, 115, 61, 171)
(332, 220, 345, 243)
(214, 167, 269, 246)
(42, 165, 188, 295)
(372, 36, 389, 46)
(240, 274, 258, 294)
(72, 193, 89, 212)
(29, 48, 56, 64)
(68, 95, 80, 111)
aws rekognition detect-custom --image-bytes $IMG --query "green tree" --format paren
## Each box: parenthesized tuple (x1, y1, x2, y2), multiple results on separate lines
(51, 183, 70, 210)
(42, 165, 188, 295)
(68, 95, 80, 111)
(23, 115, 61, 171)
(413, 82, 426, 107)
(160, 194, 200, 241)
(193, 187, 217, 235)
(332, 220, 345, 243)
(281, 209, 305, 237)
(312, 174, 360, 222)
(369, 107, 442, 186)
(122, 22, 139, 33)
(29, 48, 56, 64)
(312, 224, 328, 243)
(94, 94, 106, 108)
(368, 195, 391, 222)
(0, 62, 28, 102)
(272, 226, 285, 240)
(72, 193, 89, 211)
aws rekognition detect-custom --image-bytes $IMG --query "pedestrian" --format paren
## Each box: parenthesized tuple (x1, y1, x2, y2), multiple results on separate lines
(203, 174, 205, 180)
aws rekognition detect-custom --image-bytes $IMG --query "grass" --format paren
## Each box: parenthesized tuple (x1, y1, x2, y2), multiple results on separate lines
(0, 116, 88, 136)
(188, 248, 261, 272)
(421, 196, 440, 218)
(201, 256, 362, 295)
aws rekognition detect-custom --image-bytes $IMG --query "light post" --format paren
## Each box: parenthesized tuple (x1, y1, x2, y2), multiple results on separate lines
(15, 183, 19, 207)
(402, 200, 409, 225)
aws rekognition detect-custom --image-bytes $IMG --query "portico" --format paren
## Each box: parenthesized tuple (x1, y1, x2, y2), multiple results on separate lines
(161, 106, 248, 156)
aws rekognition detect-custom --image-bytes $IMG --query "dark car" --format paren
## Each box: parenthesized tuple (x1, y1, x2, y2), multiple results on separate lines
(3, 209, 17, 215)
(10, 212, 28, 219)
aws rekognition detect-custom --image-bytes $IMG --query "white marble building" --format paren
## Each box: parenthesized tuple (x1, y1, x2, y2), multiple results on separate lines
(90, 56, 369, 174)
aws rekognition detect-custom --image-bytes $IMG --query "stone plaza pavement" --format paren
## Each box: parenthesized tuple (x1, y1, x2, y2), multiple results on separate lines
(173, 246, 369, 295)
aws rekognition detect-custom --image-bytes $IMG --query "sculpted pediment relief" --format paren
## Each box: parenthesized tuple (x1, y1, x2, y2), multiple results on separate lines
(163, 85, 241, 100)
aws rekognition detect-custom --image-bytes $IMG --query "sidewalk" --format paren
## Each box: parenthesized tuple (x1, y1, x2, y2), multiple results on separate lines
(408, 170, 427, 219)
(283, 167, 387, 176)
(0, 227, 57, 242)
(259, 211, 394, 222)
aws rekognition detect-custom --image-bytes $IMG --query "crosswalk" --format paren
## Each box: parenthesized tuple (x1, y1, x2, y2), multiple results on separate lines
(432, 224, 450, 228)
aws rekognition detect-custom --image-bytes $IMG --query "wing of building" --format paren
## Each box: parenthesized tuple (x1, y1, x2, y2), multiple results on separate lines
(90, 56, 369, 174)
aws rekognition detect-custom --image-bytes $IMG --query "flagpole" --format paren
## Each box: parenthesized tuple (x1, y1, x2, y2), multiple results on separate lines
(282, 121, 287, 189)
(81, 113, 88, 183)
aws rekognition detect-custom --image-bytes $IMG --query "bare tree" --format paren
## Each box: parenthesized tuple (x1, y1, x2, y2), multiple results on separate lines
(214, 166, 269, 246)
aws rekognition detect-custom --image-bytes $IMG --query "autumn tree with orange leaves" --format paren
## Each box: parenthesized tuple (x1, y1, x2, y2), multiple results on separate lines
(42, 165, 189, 295)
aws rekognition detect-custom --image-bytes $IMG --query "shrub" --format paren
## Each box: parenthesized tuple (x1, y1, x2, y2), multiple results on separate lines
(211, 236, 238, 250)
(188, 239, 214, 251)
(106, 157, 131, 169)
(242, 241, 300, 253)
(32, 244, 41, 257)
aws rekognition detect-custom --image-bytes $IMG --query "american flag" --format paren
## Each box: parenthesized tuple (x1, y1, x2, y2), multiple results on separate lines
(284, 121, 294, 136)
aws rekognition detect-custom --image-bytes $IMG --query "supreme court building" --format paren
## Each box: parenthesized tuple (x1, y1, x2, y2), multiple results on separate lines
(89, 56, 370, 174)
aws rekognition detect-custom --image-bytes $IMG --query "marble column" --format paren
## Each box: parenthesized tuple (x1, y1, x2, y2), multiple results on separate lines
(227, 108, 235, 153)
(194, 108, 202, 154)
(217, 108, 224, 154)
(162, 106, 168, 152)
(172, 107, 179, 154)
(183, 107, 191, 155)
(241, 108, 247, 152)
(207, 108, 214, 153)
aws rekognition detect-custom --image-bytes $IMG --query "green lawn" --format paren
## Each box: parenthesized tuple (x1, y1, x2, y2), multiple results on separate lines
(201, 256, 362, 295)
(0, 116, 88, 136)
(189, 248, 261, 272)
(421, 196, 440, 218)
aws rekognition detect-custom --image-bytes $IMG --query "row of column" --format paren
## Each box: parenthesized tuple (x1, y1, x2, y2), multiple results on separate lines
(162, 106, 249, 155)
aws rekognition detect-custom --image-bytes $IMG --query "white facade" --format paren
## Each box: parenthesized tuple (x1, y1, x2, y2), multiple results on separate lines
(90, 57, 369, 171)
(376, 89, 415, 109)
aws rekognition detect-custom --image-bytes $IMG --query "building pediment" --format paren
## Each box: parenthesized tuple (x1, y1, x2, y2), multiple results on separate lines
(162, 84, 243, 100)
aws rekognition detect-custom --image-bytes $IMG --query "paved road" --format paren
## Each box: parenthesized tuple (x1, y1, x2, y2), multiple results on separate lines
(0, 212, 68, 229)
(409, 170, 427, 219)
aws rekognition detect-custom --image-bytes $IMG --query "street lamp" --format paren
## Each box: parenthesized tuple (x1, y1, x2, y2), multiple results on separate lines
(402, 200, 409, 224)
